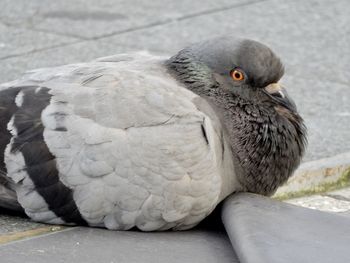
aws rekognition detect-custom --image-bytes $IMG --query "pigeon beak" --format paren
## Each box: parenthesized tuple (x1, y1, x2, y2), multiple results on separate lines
(264, 83, 297, 112)
(264, 83, 285, 98)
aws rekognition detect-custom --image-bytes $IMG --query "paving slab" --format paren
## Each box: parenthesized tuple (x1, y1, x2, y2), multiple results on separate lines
(0, 212, 44, 235)
(326, 187, 350, 200)
(0, 42, 136, 84)
(286, 194, 350, 213)
(0, 23, 79, 59)
(0, 0, 247, 39)
(222, 193, 350, 263)
(0, 227, 238, 263)
(285, 186, 350, 214)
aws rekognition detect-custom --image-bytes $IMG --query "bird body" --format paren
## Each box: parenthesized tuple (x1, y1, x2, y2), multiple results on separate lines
(0, 37, 306, 231)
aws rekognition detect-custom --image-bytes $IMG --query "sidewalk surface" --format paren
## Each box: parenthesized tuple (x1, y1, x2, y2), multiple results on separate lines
(0, 0, 349, 262)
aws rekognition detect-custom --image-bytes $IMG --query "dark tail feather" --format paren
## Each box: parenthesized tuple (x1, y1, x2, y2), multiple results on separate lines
(0, 172, 23, 212)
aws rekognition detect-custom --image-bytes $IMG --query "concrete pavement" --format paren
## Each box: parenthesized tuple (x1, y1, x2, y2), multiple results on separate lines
(0, 227, 239, 263)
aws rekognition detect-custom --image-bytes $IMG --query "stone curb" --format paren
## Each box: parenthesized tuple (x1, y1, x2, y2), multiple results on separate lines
(222, 193, 350, 263)
(274, 152, 350, 199)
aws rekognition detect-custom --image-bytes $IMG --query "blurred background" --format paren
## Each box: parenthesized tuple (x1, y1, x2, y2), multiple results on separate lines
(0, 0, 349, 162)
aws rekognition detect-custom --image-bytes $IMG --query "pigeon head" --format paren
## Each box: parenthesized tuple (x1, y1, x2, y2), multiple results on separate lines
(167, 37, 307, 196)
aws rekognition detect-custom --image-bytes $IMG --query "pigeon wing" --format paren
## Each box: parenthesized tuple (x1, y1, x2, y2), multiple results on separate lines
(0, 53, 236, 230)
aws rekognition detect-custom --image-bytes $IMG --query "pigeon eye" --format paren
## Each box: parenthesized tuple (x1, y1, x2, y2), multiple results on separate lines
(230, 69, 245, 81)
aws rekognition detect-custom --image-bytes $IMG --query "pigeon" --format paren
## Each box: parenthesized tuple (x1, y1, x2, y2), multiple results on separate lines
(0, 37, 306, 231)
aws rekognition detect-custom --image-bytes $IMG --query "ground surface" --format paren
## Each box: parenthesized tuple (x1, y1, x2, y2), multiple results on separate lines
(0, 0, 349, 262)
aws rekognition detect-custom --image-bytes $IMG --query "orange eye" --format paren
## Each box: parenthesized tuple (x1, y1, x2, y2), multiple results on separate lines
(230, 69, 245, 81)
